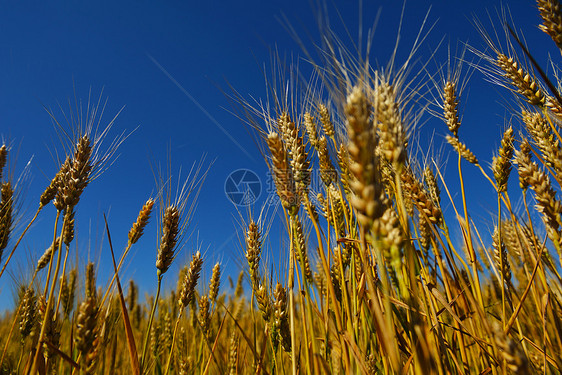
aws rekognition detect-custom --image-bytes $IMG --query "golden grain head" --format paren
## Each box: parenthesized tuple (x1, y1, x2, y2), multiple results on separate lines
(492, 226, 512, 284)
(61, 135, 93, 208)
(443, 81, 461, 137)
(496, 53, 546, 107)
(61, 268, 77, 318)
(538, 0, 562, 49)
(245, 220, 262, 287)
(318, 103, 334, 138)
(128, 198, 155, 246)
(179, 251, 203, 308)
(19, 287, 37, 341)
(446, 135, 479, 165)
(514, 139, 533, 190)
(303, 112, 319, 148)
(292, 216, 312, 283)
(3, 4, 562, 374)
(85, 261, 97, 300)
(267, 131, 299, 213)
(156, 205, 180, 276)
(318, 136, 336, 187)
(280, 113, 311, 189)
(255, 283, 271, 322)
(522, 110, 562, 173)
(198, 295, 210, 335)
(375, 80, 406, 167)
(492, 127, 514, 193)
(62, 207, 75, 246)
(36, 236, 61, 272)
(272, 283, 291, 353)
(208, 262, 221, 302)
(346, 86, 385, 227)
(0, 182, 14, 254)
(49, 156, 73, 211)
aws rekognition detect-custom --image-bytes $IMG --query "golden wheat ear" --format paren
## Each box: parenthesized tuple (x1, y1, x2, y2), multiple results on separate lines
(443, 81, 461, 137)
(179, 251, 203, 309)
(538, 0, 562, 50)
(267, 131, 299, 214)
(19, 287, 37, 342)
(245, 220, 262, 289)
(156, 205, 180, 276)
(522, 110, 562, 178)
(446, 136, 479, 165)
(0, 182, 14, 263)
(272, 282, 291, 353)
(491, 126, 514, 193)
(506, 21, 562, 113)
(346, 86, 384, 228)
(317, 136, 336, 187)
(208, 262, 221, 303)
(128, 198, 155, 246)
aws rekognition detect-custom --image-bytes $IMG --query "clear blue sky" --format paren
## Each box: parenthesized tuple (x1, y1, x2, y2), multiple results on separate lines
(0, 0, 556, 309)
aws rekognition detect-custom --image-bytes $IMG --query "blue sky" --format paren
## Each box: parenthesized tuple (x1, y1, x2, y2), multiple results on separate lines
(0, 0, 556, 309)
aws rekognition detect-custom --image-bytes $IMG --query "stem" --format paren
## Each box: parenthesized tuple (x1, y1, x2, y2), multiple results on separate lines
(31, 209, 67, 374)
(55, 243, 71, 314)
(303, 195, 349, 368)
(16, 343, 24, 374)
(291, 217, 312, 375)
(43, 210, 62, 296)
(1, 302, 22, 365)
(100, 243, 133, 308)
(457, 154, 484, 309)
(288, 215, 297, 375)
(140, 275, 162, 373)
(164, 310, 183, 375)
(303, 196, 342, 329)
(498, 194, 506, 327)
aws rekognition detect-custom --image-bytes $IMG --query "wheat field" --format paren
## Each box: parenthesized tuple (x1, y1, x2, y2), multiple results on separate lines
(1, 1, 562, 374)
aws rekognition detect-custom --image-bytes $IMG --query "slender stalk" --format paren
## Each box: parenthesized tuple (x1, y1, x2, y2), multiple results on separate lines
(303, 197, 342, 329)
(0, 302, 22, 364)
(43, 210, 62, 296)
(100, 243, 133, 308)
(55, 244, 71, 313)
(291, 221, 312, 375)
(287, 214, 297, 375)
(497, 194, 506, 327)
(16, 343, 24, 374)
(31, 209, 67, 374)
(140, 276, 162, 373)
(457, 154, 484, 309)
(164, 310, 183, 375)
